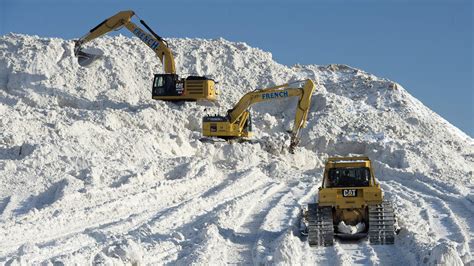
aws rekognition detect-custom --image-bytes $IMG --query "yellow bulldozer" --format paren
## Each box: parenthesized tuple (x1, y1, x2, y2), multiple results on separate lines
(202, 79, 315, 153)
(74, 10, 217, 102)
(300, 156, 397, 246)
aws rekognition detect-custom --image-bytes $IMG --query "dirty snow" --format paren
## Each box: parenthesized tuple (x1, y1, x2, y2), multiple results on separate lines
(0, 34, 472, 265)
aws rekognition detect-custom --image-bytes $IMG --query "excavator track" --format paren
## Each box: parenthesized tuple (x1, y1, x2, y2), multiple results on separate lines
(307, 203, 334, 246)
(368, 201, 395, 245)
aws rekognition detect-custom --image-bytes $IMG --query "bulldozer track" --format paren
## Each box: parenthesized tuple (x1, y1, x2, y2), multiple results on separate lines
(307, 204, 334, 246)
(368, 201, 395, 245)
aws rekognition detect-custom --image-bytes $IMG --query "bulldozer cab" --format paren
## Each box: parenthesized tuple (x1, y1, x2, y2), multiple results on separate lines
(152, 74, 181, 96)
(322, 157, 376, 189)
(324, 167, 371, 188)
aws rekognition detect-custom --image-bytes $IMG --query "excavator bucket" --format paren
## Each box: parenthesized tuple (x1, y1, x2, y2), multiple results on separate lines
(74, 40, 103, 67)
(76, 49, 103, 67)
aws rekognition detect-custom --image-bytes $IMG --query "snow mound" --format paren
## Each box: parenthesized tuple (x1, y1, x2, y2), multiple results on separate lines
(425, 241, 464, 266)
(0, 34, 472, 264)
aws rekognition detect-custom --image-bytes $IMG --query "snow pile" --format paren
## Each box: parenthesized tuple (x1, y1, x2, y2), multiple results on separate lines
(337, 221, 365, 235)
(0, 34, 472, 264)
(426, 241, 464, 266)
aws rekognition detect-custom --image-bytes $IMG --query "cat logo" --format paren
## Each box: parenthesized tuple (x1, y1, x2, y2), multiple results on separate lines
(342, 189, 357, 197)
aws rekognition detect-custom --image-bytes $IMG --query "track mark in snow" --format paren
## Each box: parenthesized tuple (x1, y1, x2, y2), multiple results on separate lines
(332, 241, 353, 266)
(0, 168, 224, 259)
(370, 242, 415, 266)
(387, 180, 469, 244)
(224, 183, 290, 264)
(420, 200, 454, 240)
(383, 179, 472, 262)
(96, 170, 275, 263)
(200, 170, 250, 198)
(333, 239, 411, 266)
(165, 184, 277, 264)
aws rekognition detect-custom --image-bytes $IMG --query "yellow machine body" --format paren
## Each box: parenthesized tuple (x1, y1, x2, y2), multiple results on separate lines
(318, 156, 383, 225)
(303, 156, 396, 246)
(202, 79, 315, 152)
(152, 77, 217, 101)
(202, 111, 252, 138)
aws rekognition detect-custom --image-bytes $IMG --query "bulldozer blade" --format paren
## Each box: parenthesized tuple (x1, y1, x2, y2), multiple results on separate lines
(76, 49, 103, 67)
(334, 232, 368, 240)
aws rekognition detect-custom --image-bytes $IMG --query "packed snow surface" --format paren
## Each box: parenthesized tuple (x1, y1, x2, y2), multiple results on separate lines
(0, 34, 473, 265)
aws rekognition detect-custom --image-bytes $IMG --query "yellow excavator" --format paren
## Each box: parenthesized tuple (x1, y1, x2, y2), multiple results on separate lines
(74, 10, 217, 101)
(202, 79, 315, 153)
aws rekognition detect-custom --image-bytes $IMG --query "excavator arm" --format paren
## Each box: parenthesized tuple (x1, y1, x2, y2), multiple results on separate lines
(290, 80, 315, 150)
(74, 10, 176, 73)
(203, 79, 315, 152)
(228, 79, 315, 152)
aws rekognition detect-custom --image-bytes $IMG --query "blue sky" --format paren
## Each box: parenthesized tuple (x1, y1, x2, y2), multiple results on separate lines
(1, 0, 472, 136)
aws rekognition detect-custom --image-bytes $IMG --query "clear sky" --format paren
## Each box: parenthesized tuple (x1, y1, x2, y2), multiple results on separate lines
(1, 0, 472, 136)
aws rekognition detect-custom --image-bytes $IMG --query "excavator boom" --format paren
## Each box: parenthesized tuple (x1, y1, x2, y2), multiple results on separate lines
(74, 10, 175, 73)
(289, 80, 315, 151)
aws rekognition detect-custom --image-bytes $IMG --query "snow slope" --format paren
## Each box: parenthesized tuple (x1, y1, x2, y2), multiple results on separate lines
(0, 33, 473, 265)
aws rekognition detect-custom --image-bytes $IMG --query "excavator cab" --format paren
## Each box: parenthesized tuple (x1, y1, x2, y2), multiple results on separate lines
(152, 74, 217, 101)
(152, 74, 182, 97)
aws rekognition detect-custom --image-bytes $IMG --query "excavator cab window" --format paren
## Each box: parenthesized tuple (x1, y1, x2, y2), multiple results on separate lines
(325, 167, 370, 188)
(152, 74, 180, 96)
